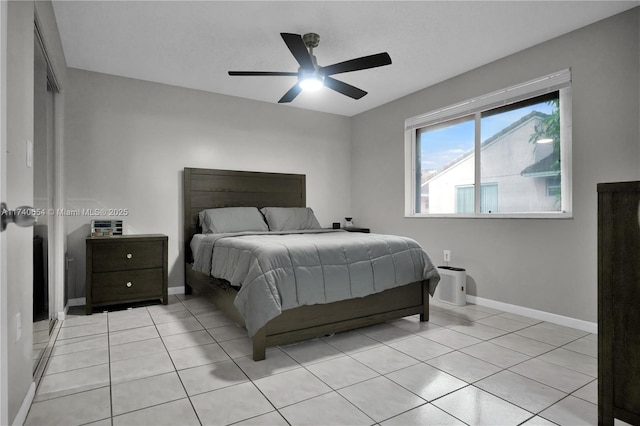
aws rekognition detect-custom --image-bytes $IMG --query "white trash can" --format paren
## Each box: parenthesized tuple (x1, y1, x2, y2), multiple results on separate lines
(435, 266, 467, 306)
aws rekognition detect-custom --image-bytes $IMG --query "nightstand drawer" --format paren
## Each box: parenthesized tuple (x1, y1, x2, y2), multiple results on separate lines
(92, 241, 163, 272)
(91, 268, 164, 304)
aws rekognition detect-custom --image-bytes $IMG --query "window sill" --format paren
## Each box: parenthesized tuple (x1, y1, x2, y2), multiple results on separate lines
(405, 212, 573, 219)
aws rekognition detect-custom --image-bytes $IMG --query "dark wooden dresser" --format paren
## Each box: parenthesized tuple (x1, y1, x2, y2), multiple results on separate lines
(598, 181, 640, 425)
(86, 234, 168, 314)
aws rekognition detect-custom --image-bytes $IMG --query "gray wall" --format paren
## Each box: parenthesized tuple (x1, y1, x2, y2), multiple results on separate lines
(64, 69, 352, 299)
(351, 8, 639, 323)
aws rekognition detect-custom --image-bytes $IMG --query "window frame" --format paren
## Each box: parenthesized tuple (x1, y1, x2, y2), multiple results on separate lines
(404, 70, 572, 219)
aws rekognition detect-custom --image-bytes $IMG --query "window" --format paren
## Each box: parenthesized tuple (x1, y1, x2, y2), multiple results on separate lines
(456, 185, 474, 214)
(456, 184, 498, 214)
(405, 70, 572, 218)
(546, 176, 561, 198)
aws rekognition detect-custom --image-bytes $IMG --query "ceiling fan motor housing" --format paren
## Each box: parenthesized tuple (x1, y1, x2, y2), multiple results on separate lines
(303, 33, 320, 49)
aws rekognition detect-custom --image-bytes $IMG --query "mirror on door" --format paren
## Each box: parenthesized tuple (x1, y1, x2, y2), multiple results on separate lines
(32, 27, 58, 374)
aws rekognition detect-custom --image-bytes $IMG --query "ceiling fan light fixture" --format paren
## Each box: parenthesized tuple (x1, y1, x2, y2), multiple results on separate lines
(299, 66, 324, 91)
(299, 74, 324, 91)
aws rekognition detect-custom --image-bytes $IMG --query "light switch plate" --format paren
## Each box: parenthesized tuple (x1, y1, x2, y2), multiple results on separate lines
(26, 139, 33, 168)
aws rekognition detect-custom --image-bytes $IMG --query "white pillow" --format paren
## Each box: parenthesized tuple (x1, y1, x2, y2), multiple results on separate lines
(199, 207, 268, 234)
(260, 207, 321, 231)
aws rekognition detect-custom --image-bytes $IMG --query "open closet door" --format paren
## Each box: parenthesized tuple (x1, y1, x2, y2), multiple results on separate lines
(32, 16, 61, 374)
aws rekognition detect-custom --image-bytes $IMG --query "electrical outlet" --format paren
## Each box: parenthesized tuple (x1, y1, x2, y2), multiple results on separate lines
(15, 312, 21, 342)
(443, 250, 451, 262)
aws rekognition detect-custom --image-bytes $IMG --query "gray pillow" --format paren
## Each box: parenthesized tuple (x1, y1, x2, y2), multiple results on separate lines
(199, 207, 268, 234)
(261, 207, 321, 231)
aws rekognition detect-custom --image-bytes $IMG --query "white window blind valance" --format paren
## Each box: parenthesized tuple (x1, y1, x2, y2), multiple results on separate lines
(405, 69, 571, 131)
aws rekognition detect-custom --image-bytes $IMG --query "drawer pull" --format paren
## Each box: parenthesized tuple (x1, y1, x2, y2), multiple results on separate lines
(126, 253, 133, 259)
(126, 282, 132, 288)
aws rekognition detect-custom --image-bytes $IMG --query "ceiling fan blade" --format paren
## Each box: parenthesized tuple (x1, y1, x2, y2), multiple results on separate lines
(228, 71, 298, 76)
(324, 76, 367, 100)
(321, 52, 392, 76)
(281, 33, 314, 70)
(278, 84, 303, 103)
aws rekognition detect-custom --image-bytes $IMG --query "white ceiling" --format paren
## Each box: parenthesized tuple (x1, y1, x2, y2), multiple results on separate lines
(52, 1, 638, 117)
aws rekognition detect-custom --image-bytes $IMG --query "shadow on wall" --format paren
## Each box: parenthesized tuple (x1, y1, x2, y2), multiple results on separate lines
(466, 275, 477, 297)
(67, 223, 91, 300)
(171, 169, 184, 291)
(168, 257, 183, 293)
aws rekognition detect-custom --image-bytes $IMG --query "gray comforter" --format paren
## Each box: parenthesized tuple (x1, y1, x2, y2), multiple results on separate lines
(192, 230, 440, 336)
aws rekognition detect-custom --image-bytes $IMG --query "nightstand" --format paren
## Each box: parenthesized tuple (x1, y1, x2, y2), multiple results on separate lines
(85, 234, 168, 314)
(343, 227, 370, 233)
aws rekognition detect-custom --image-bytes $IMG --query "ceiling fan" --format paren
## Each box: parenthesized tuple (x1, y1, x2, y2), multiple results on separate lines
(228, 33, 392, 103)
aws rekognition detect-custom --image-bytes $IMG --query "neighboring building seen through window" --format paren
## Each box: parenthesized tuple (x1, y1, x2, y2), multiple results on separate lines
(406, 70, 571, 218)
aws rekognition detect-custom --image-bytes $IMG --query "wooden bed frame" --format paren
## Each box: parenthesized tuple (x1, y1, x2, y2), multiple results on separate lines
(183, 167, 430, 361)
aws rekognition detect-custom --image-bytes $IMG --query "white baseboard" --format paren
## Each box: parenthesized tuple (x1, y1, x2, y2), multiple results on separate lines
(12, 382, 35, 426)
(168, 286, 185, 295)
(466, 295, 597, 334)
(57, 304, 68, 321)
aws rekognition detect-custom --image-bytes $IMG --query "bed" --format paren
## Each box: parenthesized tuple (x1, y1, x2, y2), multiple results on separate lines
(183, 167, 439, 361)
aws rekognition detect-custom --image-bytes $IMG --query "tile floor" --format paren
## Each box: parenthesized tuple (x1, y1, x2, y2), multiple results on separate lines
(25, 295, 598, 426)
